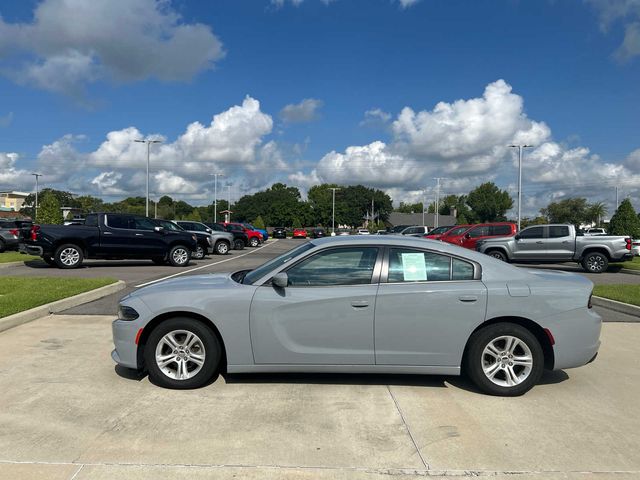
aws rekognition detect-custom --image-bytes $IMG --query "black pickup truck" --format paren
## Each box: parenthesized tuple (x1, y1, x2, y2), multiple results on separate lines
(20, 213, 197, 269)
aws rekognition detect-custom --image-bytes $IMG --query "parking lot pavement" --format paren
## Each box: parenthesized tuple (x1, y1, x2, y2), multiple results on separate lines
(0, 313, 638, 480)
(515, 262, 640, 285)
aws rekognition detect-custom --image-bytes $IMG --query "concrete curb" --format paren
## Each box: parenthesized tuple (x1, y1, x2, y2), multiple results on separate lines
(620, 268, 640, 276)
(0, 261, 24, 269)
(593, 295, 640, 318)
(0, 280, 126, 334)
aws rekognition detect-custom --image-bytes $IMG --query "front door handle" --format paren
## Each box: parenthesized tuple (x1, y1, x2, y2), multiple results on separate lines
(458, 295, 478, 303)
(535, 241, 544, 244)
(135, 233, 144, 236)
(351, 300, 369, 308)
(103, 231, 112, 235)
(561, 241, 570, 244)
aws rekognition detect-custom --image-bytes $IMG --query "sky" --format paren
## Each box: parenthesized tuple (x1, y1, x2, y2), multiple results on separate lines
(1, 0, 639, 217)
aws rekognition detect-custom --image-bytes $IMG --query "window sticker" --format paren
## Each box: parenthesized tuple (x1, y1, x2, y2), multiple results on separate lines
(401, 253, 427, 281)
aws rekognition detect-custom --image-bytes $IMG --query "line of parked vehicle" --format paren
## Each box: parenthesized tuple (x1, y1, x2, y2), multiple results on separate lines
(389, 222, 635, 274)
(16, 213, 269, 269)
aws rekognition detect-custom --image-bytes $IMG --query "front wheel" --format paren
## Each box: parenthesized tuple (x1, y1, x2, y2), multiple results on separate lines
(54, 244, 84, 269)
(249, 237, 260, 247)
(144, 317, 221, 389)
(487, 250, 507, 262)
(168, 245, 191, 267)
(581, 252, 608, 273)
(465, 323, 544, 396)
(215, 241, 230, 255)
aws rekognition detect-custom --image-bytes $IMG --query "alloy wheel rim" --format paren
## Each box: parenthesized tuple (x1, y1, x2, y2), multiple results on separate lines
(195, 246, 204, 259)
(587, 256, 605, 272)
(218, 243, 228, 254)
(490, 252, 504, 260)
(155, 330, 206, 380)
(173, 248, 188, 264)
(60, 248, 80, 266)
(481, 335, 533, 387)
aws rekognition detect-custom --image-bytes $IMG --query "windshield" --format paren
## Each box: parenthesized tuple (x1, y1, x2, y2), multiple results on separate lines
(446, 226, 470, 236)
(242, 242, 315, 285)
(430, 226, 452, 235)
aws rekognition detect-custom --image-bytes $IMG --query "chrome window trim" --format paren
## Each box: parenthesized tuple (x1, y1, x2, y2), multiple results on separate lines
(381, 246, 481, 283)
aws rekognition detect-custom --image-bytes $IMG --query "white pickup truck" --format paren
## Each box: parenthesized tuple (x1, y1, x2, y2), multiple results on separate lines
(475, 224, 634, 273)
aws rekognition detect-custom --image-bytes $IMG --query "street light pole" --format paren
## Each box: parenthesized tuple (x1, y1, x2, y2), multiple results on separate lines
(211, 173, 224, 223)
(134, 139, 162, 217)
(31, 173, 42, 221)
(422, 188, 426, 227)
(226, 183, 232, 221)
(329, 187, 340, 235)
(508, 144, 533, 231)
(432, 178, 446, 228)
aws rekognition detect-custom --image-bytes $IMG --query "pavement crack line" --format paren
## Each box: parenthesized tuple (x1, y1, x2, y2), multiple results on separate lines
(387, 384, 430, 470)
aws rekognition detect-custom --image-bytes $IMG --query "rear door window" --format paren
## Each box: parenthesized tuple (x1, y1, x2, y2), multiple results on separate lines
(490, 225, 512, 236)
(388, 249, 451, 282)
(106, 214, 133, 229)
(549, 226, 570, 238)
(468, 226, 490, 238)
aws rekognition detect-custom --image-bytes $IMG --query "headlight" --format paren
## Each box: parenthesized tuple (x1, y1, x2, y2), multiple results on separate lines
(118, 305, 139, 321)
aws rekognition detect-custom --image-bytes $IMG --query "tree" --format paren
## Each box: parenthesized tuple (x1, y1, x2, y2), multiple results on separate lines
(396, 202, 423, 214)
(37, 191, 64, 224)
(521, 216, 548, 228)
(540, 198, 589, 226)
(609, 199, 640, 238)
(21, 188, 80, 218)
(75, 195, 104, 213)
(466, 183, 513, 222)
(587, 201, 608, 227)
(253, 215, 266, 229)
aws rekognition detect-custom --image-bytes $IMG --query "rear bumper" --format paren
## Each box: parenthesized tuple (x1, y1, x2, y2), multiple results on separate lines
(547, 307, 602, 370)
(19, 243, 43, 256)
(615, 253, 635, 262)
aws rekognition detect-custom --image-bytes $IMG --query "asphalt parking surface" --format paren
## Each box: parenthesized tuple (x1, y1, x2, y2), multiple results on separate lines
(0, 316, 638, 479)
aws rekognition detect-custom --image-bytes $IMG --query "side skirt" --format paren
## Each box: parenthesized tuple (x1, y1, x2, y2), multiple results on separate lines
(226, 364, 461, 376)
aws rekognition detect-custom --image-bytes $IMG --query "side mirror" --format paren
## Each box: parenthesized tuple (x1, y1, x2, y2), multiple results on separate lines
(206, 228, 212, 233)
(272, 272, 289, 288)
(464, 233, 471, 239)
(514, 234, 521, 240)
(154, 226, 165, 233)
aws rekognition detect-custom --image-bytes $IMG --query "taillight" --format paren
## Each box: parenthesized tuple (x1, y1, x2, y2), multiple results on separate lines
(9, 229, 19, 236)
(30, 224, 40, 241)
(588, 293, 593, 309)
(625, 238, 632, 250)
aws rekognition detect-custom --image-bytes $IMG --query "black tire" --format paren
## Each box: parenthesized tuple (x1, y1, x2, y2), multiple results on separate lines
(233, 239, 245, 250)
(193, 244, 206, 260)
(43, 256, 56, 266)
(214, 240, 230, 255)
(249, 237, 260, 247)
(581, 252, 609, 273)
(465, 322, 544, 396)
(0, 239, 5, 253)
(168, 245, 191, 267)
(151, 257, 166, 265)
(487, 249, 507, 262)
(144, 317, 221, 389)
(54, 243, 84, 269)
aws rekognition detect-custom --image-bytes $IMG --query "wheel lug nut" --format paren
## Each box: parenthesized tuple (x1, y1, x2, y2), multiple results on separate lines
(509, 362, 513, 366)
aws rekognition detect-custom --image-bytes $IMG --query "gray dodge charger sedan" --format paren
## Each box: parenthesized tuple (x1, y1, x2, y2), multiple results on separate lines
(112, 236, 601, 396)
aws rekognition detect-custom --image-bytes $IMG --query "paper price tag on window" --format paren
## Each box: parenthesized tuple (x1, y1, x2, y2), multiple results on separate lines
(401, 253, 427, 281)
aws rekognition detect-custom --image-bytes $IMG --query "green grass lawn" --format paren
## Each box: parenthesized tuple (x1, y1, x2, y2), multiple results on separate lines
(0, 251, 39, 263)
(593, 284, 640, 307)
(611, 256, 640, 271)
(0, 277, 117, 318)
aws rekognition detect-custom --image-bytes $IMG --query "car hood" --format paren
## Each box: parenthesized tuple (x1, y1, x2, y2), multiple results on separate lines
(133, 273, 236, 297)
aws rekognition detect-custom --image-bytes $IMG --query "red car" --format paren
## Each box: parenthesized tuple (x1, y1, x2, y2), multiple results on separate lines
(292, 228, 307, 238)
(442, 222, 517, 250)
(423, 225, 456, 240)
(224, 222, 263, 247)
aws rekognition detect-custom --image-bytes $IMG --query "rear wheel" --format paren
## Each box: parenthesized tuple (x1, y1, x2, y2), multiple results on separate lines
(168, 245, 190, 267)
(487, 250, 507, 262)
(249, 237, 260, 247)
(581, 252, 608, 273)
(144, 317, 221, 389)
(233, 239, 245, 250)
(193, 244, 206, 260)
(465, 323, 544, 396)
(54, 244, 83, 269)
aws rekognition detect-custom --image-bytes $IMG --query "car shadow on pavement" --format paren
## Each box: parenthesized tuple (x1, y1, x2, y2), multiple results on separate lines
(23, 259, 205, 269)
(447, 368, 570, 394)
(115, 365, 147, 381)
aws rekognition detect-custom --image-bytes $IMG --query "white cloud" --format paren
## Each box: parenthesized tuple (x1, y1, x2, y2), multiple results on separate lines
(0, 0, 224, 97)
(279, 98, 323, 124)
(626, 148, 640, 171)
(0, 152, 32, 191)
(586, 0, 640, 61)
(360, 108, 391, 127)
(0, 112, 14, 127)
(398, 0, 421, 8)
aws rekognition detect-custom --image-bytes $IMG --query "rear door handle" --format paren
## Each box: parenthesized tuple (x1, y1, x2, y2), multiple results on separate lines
(458, 295, 478, 303)
(562, 241, 570, 244)
(135, 233, 144, 236)
(535, 241, 544, 244)
(351, 300, 369, 308)
(102, 231, 112, 235)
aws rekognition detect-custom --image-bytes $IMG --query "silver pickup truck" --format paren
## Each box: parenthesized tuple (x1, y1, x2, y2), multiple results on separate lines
(476, 224, 633, 273)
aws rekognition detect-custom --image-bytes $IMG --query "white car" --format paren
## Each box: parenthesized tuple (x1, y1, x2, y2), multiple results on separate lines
(357, 228, 370, 235)
(632, 239, 640, 257)
(584, 228, 607, 235)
